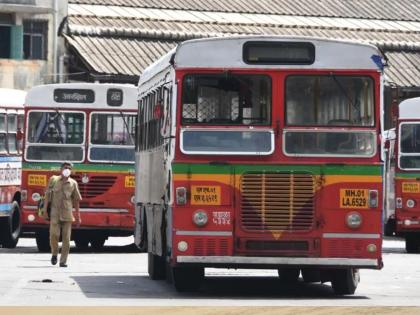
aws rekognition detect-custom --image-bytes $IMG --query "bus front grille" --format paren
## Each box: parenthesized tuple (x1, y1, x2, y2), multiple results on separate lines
(73, 175, 117, 199)
(240, 172, 315, 232)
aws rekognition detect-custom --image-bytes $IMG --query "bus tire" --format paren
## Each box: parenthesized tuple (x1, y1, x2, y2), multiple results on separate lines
(90, 237, 106, 251)
(405, 235, 420, 253)
(148, 252, 166, 280)
(331, 268, 359, 295)
(35, 230, 51, 253)
(278, 268, 300, 283)
(0, 201, 21, 248)
(172, 266, 204, 292)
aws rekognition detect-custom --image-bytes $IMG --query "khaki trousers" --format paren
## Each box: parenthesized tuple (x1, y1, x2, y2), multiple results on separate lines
(49, 221, 72, 264)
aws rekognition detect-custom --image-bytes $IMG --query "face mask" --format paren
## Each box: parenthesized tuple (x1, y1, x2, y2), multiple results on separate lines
(62, 168, 71, 177)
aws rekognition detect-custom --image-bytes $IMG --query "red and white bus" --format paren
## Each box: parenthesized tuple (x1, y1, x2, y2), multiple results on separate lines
(0, 88, 25, 248)
(384, 97, 420, 253)
(21, 83, 137, 251)
(135, 36, 384, 294)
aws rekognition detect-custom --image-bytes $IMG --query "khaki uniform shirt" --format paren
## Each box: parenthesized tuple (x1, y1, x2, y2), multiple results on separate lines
(46, 175, 82, 223)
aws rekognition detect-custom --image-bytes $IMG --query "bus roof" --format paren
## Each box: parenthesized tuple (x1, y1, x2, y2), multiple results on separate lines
(139, 35, 383, 85)
(399, 97, 420, 119)
(25, 83, 138, 110)
(0, 88, 26, 108)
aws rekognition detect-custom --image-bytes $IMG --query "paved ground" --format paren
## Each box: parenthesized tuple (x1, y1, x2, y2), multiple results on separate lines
(0, 236, 419, 313)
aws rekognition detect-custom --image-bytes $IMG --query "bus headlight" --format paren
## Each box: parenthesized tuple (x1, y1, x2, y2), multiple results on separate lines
(177, 241, 188, 252)
(192, 210, 208, 227)
(346, 212, 362, 229)
(130, 195, 135, 204)
(32, 192, 41, 202)
(406, 199, 416, 208)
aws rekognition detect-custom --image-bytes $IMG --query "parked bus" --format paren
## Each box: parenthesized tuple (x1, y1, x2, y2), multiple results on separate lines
(0, 88, 25, 248)
(21, 83, 137, 252)
(135, 36, 384, 294)
(384, 97, 420, 253)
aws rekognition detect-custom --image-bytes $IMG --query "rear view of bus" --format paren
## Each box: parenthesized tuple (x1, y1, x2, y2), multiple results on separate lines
(135, 36, 384, 294)
(21, 83, 137, 251)
(0, 88, 25, 248)
(392, 97, 420, 252)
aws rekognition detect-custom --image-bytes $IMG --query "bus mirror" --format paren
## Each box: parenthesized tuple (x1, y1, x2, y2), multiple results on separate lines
(153, 103, 163, 119)
(16, 129, 23, 141)
(384, 139, 390, 150)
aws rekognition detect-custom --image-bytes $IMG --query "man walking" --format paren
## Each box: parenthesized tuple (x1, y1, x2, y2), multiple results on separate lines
(43, 161, 82, 267)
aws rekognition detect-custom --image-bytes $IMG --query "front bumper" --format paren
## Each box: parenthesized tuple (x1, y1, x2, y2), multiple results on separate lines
(177, 256, 380, 268)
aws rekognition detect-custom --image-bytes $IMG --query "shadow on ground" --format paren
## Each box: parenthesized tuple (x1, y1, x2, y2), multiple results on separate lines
(71, 274, 369, 300)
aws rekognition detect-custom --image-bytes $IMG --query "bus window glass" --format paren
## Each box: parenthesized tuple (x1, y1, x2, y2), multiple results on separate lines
(0, 134, 6, 153)
(27, 111, 84, 144)
(89, 113, 136, 163)
(399, 123, 420, 169)
(284, 131, 376, 156)
(7, 134, 17, 153)
(182, 130, 273, 155)
(0, 114, 5, 132)
(26, 146, 83, 161)
(7, 114, 17, 132)
(286, 76, 374, 126)
(182, 74, 271, 125)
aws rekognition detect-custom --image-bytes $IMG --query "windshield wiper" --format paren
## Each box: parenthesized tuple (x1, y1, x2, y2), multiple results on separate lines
(119, 111, 134, 145)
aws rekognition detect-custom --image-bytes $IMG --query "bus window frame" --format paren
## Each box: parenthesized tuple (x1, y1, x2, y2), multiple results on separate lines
(24, 109, 86, 163)
(284, 74, 376, 127)
(398, 121, 420, 170)
(180, 128, 275, 156)
(282, 129, 377, 158)
(87, 110, 136, 164)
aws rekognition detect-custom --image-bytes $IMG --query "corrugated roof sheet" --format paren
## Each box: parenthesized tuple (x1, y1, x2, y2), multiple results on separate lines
(68, 0, 420, 22)
(64, 1, 420, 87)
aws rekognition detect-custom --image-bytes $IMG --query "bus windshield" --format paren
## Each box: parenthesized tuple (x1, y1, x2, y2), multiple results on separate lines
(181, 73, 271, 125)
(284, 75, 376, 156)
(89, 112, 136, 163)
(399, 123, 420, 169)
(26, 110, 85, 161)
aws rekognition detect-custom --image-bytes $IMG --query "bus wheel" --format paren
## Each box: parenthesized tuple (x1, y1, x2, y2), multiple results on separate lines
(0, 202, 21, 248)
(301, 268, 321, 283)
(74, 238, 90, 250)
(405, 235, 420, 253)
(278, 268, 300, 283)
(331, 268, 359, 295)
(90, 237, 106, 251)
(148, 252, 166, 280)
(35, 231, 51, 252)
(172, 266, 204, 292)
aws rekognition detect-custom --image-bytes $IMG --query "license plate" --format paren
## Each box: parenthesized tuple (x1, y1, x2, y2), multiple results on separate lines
(28, 174, 47, 186)
(340, 189, 369, 209)
(402, 182, 420, 193)
(124, 176, 135, 188)
(191, 185, 221, 205)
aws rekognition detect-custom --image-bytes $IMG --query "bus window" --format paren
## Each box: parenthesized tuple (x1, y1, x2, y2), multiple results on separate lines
(27, 111, 84, 144)
(89, 112, 136, 163)
(7, 114, 17, 154)
(25, 111, 85, 161)
(284, 131, 376, 156)
(0, 133, 6, 153)
(286, 75, 374, 126)
(399, 123, 420, 169)
(0, 113, 5, 132)
(182, 74, 271, 125)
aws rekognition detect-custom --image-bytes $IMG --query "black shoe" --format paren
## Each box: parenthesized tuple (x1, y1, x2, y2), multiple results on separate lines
(59, 262, 67, 267)
(51, 255, 57, 265)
